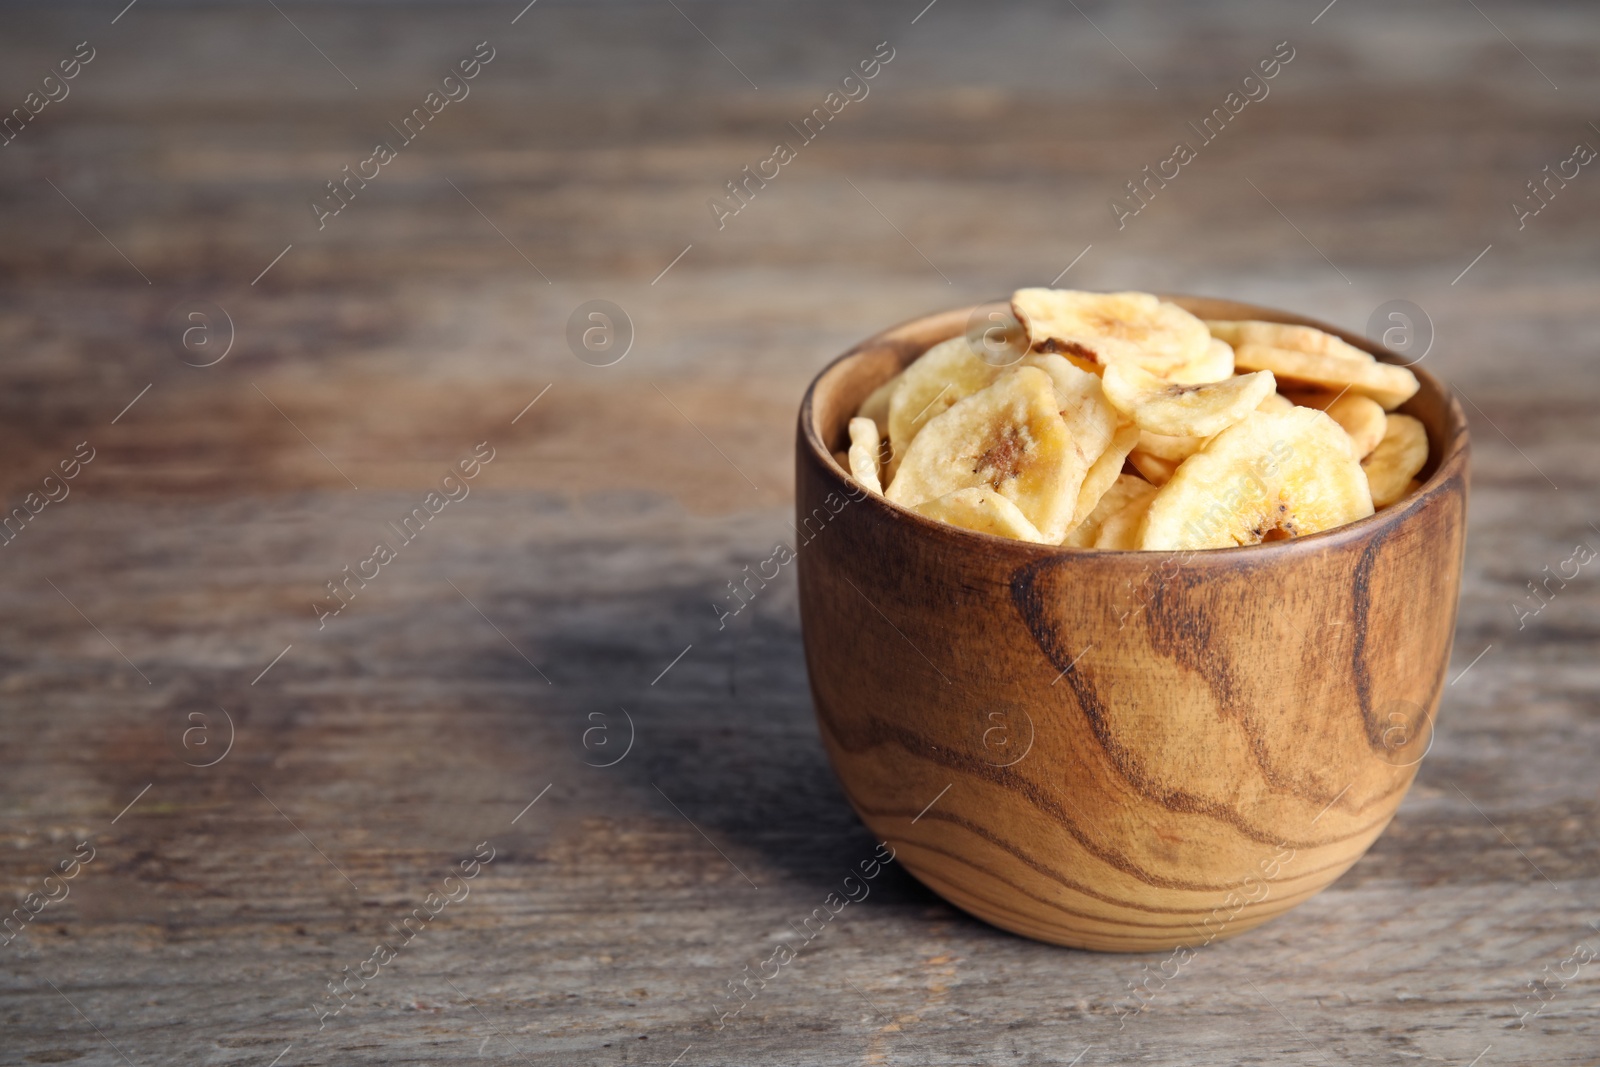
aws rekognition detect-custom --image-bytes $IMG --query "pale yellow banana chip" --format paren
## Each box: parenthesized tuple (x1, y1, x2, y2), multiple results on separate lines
(858, 369, 902, 427)
(1093, 480, 1162, 550)
(886, 366, 1085, 543)
(1233, 343, 1419, 410)
(1102, 362, 1277, 438)
(1021, 352, 1119, 467)
(1139, 408, 1374, 550)
(1362, 413, 1428, 507)
(886, 337, 1003, 471)
(1324, 394, 1387, 459)
(913, 487, 1048, 543)
(1205, 319, 1371, 362)
(1127, 450, 1178, 486)
(1137, 429, 1208, 462)
(1257, 391, 1296, 414)
(1069, 422, 1141, 533)
(1167, 337, 1236, 385)
(847, 416, 884, 495)
(1063, 473, 1154, 548)
(1011, 289, 1210, 375)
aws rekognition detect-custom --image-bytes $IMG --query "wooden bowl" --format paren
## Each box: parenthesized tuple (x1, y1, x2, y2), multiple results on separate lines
(795, 296, 1469, 952)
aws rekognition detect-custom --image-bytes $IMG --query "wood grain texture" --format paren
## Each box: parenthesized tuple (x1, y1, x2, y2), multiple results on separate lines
(797, 301, 1469, 951)
(1, 1, 1598, 1064)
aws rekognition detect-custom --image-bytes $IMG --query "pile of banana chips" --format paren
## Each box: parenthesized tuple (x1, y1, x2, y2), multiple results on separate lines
(840, 290, 1428, 550)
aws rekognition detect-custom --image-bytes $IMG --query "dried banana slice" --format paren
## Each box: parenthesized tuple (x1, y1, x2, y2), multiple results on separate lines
(1257, 391, 1296, 414)
(858, 369, 903, 427)
(1167, 338, 1236, 385)
(913, 487, 1048, 543)
(1362, 413, 1428, 507)
(1064, 473, 1155, 548)
(1069, 422, 1141, 533)
(1139, 408, 1374, 550)
(1137, 429, 1207, 462)
(886, 337, 1004, 470)
(1021, 352, 1119, 467)
(1011, 289, 1211, 375)
(1205, 319, 1371, 362)
(886, 366, 1085, 543)
(1127, 450, 1178, 486)
(1233, 343, 1419, 410)
(1324, 394, 1387, 459)
(847, 416, 884, 495)
(1102, 362, 1277, 438)
(1093, 480, 1162, 550)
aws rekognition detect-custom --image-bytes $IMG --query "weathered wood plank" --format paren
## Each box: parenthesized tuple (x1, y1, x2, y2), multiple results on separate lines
(1, 1, 1598, 1064)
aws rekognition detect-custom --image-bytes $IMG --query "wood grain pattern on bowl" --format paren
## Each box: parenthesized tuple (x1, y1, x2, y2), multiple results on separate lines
(795, 297, 1470, 952)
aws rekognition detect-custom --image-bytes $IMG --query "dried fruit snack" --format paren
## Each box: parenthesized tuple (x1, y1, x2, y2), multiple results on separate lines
(884, 366, 1087, 544)
(843, 289, 1429, 548)
(1011, 289, 1211, 376)
(1138, 408, 1374, 551)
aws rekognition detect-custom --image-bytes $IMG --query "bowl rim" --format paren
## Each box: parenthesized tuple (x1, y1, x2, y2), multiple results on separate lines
(798, 293, 1470, 561)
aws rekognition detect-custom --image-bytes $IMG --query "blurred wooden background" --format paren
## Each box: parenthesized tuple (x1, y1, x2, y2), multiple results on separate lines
(0, 1, 1596, 1064)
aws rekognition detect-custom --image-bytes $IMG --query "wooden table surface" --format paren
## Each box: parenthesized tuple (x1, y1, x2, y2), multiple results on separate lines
(2, 2, 1597, 1064)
